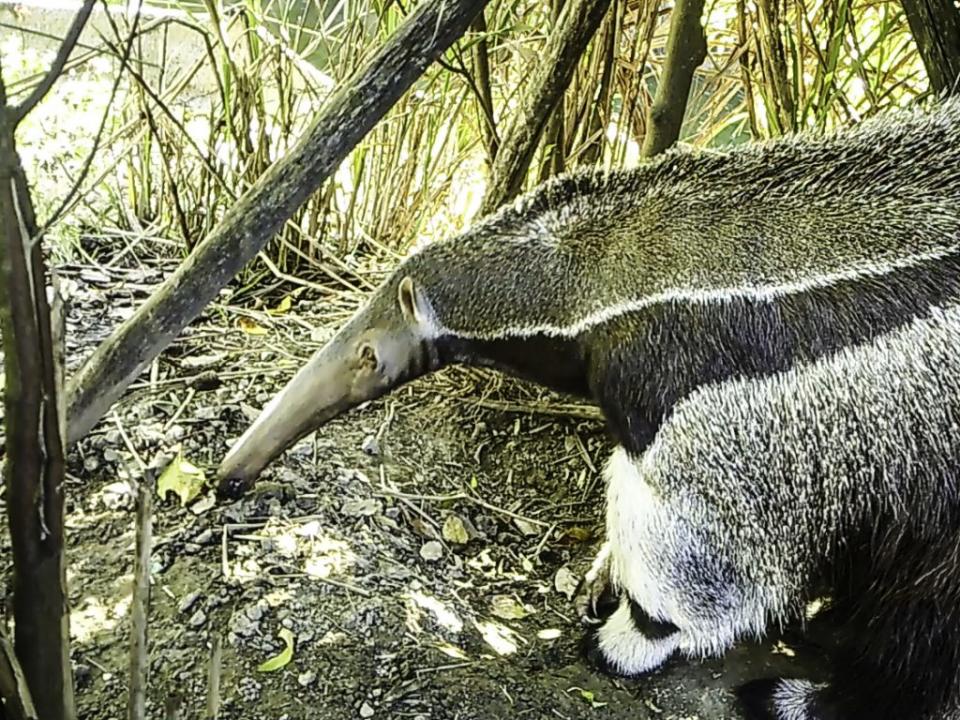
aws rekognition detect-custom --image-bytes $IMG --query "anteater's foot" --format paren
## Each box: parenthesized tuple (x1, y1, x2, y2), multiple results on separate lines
(574, 542, 617, 624)
(737, 678, 834, 720)
(581, 594, 681, 677)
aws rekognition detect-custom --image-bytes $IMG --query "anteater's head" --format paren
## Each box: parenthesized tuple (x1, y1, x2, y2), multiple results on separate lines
(217, 175, 601, 497)
(217, 272, 440, 497)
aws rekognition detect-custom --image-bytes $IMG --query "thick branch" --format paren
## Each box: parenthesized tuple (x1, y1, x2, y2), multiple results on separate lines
(11, 0, 97, 125)
(900, 0, 960, 95)
(479, 0, 611, 214)
(0, 66, 75, 720)
(641, 0, 707, 157)
(66, 0, 488, 444)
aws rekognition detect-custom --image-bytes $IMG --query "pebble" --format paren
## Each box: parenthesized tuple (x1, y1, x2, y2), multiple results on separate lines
(188, 609, 207, 628)
(361, 435, 379, 456)
(83, 456, 100, 472)
(178, 591, 202, 614)
(359, 702, 375, 718)
(194, 529, 214, 545)
(297, 671, 316, 687)
(419, 541, 443, 562)
(164, 424, 185, 443)
(101, 481, 134, 511)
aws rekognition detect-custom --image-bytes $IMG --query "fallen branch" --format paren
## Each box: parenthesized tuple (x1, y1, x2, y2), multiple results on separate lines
(66, 0, 489, 444)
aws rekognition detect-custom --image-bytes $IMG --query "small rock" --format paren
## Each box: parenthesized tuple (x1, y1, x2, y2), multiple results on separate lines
(178, 591, 202, 614)
(359, 702, 375, 718)
(101, 481, 135, 511)
(513, 517, 539, 536)
(138, 424, 165, 446)
(164, 424, 185, 443)
(419, 541, 443, 562)
(195, 406, 219, 420)
(188, 609, 207, 628)
(83, 455, 100, 473)
(103, 448, 120, 463)
(361, 435, 379, 456)
(297, 671, 316, 687)
(342, 498, 382, 517)
(194, 529, 214, 545)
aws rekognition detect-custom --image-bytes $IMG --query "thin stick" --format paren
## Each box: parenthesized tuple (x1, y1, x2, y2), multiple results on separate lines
(0, 628, 39, 720)
(126, 468, 155, 720)
(11, 0, 97, 124)
(205, 634, 222, 719)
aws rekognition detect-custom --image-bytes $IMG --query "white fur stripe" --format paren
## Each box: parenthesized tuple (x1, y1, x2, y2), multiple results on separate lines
(440, 244, 959, 340)
(772, 678, 824, 720)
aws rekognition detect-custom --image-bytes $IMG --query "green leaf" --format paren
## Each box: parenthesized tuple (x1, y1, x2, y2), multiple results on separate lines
(258, 628, 295, 672)
(157, 455, 206, 506)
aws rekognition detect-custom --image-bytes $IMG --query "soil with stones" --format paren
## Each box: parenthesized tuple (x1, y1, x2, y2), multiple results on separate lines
(3, 263, 832, 720)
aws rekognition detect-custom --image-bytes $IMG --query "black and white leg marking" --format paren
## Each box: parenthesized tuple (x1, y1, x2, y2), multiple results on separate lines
(589, 446, 781, 675)
(737, 678, 831, 720)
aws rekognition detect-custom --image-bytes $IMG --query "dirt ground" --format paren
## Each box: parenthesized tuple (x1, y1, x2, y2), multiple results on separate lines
(3, 263, 830, 720)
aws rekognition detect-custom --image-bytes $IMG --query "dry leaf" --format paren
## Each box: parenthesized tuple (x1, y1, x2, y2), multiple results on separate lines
(554, 566, 579, 599)
(267, 296, 293, 316)
(442, 515, 470, 545)
(490, 595, 529, 620)
(559, 526, 593, 543)
(157, 456, 206, 506)
(238, 317, 268, 335)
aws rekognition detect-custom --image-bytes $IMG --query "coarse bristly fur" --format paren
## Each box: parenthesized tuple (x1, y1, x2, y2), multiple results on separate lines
(223, 99, 960, 718)
(396, 98, 960, 455)
(594, 304, 960, 720)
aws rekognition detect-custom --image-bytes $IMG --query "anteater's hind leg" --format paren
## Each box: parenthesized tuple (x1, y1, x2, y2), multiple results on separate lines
(739, 528, 960, 720)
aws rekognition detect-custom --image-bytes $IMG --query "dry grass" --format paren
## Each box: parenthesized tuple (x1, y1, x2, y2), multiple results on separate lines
(5, 0, 930, 300)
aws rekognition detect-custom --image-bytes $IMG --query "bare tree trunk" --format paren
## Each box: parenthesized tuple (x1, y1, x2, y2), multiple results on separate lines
(479, 0, 611, 214)
(471, 11, 499, 162)
(580, 6, 617, 166)
(538, 0, 568, 182)
(640, 0, 707, 157)
(901, 0, 960, 95)
(66, 0, 489, 444)
(0, 67, 75, 720)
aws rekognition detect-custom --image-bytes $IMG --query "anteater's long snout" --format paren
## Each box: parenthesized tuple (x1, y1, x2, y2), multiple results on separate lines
(217, 276, 438, 497)
(216, 340, 361, 496)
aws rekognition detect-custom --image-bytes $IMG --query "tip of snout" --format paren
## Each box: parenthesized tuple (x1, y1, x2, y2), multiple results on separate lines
(216, 471, 255, 500)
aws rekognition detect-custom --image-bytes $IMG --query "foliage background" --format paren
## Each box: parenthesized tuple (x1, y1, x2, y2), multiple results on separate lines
(1, 0, 930, 298)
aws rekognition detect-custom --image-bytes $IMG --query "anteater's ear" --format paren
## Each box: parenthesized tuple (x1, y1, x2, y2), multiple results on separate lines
(397, 276, 429, 325)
